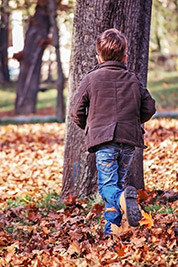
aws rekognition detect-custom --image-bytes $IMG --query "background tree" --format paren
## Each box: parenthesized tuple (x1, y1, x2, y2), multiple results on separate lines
(149, 0, 178, 72)
(15, 0, 50, 114)
(61, 0, 153, 199)
(48, 0, 65, 122)
(15, 0, 67, 117)
(0, 0, 9, 82)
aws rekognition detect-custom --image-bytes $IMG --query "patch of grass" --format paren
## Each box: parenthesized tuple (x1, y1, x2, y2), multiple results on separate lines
(148, 70, 178, 111)
(37, 193, 66, 210)
(83, 193, 104, 223)
(4, 193, 65, 211)
(145, 204, 176, 214)
(0, 82, 16, 112)
(37, 89, 57, 110)
(5, 226, 17, 234)
(0, 82, 68, 114)
(84, 192, 104, 209)
(7, 195, 33, 208)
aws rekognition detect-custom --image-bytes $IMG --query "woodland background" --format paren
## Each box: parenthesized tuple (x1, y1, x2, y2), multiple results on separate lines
(0, 0, 178, 266)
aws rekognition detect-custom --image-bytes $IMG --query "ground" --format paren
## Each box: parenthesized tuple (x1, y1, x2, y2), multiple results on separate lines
(0, 118, 177, 266)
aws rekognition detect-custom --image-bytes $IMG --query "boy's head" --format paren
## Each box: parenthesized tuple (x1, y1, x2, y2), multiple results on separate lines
(96, 28, 127, 63)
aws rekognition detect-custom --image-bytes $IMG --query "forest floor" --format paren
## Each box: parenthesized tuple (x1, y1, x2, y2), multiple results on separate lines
(0, 118, 178, 266)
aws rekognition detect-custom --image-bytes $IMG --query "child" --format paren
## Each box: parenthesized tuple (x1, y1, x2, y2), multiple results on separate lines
(71, 28, 156, 235)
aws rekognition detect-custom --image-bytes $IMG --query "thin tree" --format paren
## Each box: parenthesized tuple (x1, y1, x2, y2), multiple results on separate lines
(15, 0, 50, 115)
(0, 0, 9, 82)
(61, 0, 152, 199)
(48, 0, 65, 122)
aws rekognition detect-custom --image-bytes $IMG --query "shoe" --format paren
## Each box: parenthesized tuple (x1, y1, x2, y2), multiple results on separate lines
(119, 186, 142, 227)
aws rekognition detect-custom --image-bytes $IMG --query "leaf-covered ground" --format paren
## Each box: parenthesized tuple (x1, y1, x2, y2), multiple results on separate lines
(144, 119, 178, 191)
(0, 119, 177, 266)
(0, 123, 65, 205)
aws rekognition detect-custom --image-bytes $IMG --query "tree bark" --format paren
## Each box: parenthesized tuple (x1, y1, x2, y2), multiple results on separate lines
(0, 0, 9, 82)
(15, 3, 50, 114)
(48, 0, 65, 122)
(61, 0, 152, 199)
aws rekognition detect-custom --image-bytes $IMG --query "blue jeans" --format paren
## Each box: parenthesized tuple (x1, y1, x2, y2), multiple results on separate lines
(96, 143, 135, 235)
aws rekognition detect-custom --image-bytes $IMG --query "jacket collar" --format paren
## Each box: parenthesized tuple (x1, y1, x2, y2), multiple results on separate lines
(99, 61, 127, 70)
(88, 61, 127, 74)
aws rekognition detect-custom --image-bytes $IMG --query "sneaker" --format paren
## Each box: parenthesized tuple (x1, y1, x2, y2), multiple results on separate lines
(119, 186, 142, 227)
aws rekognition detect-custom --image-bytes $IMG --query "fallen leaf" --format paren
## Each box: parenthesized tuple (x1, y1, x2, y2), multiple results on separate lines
(68, 240, 81, 255)
(168, 239, 177, 250)
(131, 237, 146, 248)
(68, 229, 83, 240)
(27, 210, 41, 222)
(65, 193, 77, 205)
(92, 203, 104, 215)
(114, 242, 126, 257)
(137, 189, 150, 201)
(100, 251, 118, 265)
(42, 226, 50, 234)
(5, 242, 19, 263)
(139, 211, 154, 229)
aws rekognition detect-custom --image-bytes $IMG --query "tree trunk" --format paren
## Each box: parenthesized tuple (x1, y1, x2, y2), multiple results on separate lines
(0, 0, 9, 82)
(48, 0, 65, 122)
(46, 45, 53, 82)
(61, 0, 152, 199)
(15, 3, 50, 114)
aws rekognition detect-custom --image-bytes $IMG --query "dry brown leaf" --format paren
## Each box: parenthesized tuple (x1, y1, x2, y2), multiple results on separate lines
(42, 226, 50, 234)
(131, 237, 146, 248)
(67, 240, 81, 255)
(100, 251, 118, 265)
(68, 230, 83, 240)
(5, 242, 19, 263)
(139, 211, 154, 229)
(64, 193, 77, 205)
(92, 203, 104, 215)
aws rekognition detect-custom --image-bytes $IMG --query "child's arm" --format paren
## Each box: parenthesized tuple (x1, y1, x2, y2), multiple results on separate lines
(70, 77, 90, 129)
(139, 85, 156, 123)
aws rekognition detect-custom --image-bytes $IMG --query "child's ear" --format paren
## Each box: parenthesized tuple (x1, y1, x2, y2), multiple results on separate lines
(96, 55, 103, 64)
(122, 55, 127, 63)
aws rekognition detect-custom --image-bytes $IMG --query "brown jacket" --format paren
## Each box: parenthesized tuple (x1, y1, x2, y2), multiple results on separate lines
(71, 61, 156, 152)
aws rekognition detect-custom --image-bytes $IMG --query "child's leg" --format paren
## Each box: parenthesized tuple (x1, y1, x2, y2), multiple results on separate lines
(96, 145, 134, 209)
(104, 202, 122, 235)
(117, 146, 135, 189)
(96, 144, 135, 232)
(96, 146, 122, 211)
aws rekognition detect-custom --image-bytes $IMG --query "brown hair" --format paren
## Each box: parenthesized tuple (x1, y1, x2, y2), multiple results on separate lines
(96, 28, 127, 62)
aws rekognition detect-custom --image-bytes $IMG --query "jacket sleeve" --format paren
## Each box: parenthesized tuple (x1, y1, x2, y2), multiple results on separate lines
(139, 85, 156, 123)
(70, 76, 90, 130)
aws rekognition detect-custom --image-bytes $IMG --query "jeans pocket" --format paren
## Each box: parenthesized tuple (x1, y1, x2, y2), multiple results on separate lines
(96, 150, 118, 174)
